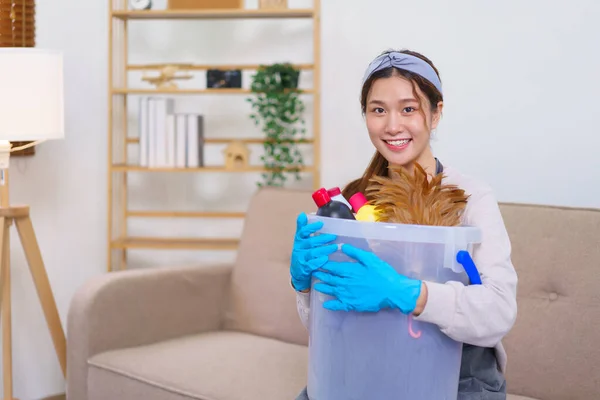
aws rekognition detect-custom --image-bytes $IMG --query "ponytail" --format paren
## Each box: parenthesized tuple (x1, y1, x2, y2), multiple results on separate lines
(341, 151, 389, 201)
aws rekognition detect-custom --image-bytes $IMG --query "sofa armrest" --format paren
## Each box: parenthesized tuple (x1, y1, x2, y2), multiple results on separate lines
(66, 263, 232, 400)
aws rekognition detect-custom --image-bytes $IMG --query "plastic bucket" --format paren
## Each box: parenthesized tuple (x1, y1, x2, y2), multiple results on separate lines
(306, 215, 481, 400)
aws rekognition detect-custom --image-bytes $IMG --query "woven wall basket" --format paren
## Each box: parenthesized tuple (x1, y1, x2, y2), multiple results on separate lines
(168, 0, 242, 10)
(0, 0, 36, 47)
(259, 0, 287, 9)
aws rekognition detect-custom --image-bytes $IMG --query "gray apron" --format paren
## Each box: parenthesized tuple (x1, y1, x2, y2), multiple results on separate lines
(295, 159, 507, 399)
(439, 158, 507, 399)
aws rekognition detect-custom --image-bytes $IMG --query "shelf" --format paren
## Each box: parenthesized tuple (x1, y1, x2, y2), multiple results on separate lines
(107, 0, 321, 271)
(125, 137, 313, 144)
(111, 9, 315, 20)
(112, 237, 240, 250)
(111, 164, 313, 173)
(127, 63, 314, 71)
(112, 88, 314, 95)
(127, 211, 245, 218)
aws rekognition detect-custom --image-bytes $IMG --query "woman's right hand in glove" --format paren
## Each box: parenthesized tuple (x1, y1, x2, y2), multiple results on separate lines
(290, 212, 338, 292)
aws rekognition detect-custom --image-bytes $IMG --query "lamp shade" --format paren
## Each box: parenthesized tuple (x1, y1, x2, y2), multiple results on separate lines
(0, 48, 64, 141)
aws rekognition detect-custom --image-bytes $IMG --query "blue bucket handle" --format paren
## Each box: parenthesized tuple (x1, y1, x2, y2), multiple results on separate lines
(457, 250, 482, 285)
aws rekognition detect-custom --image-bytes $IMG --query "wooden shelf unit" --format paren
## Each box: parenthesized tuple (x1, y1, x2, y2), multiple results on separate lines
(108, 1, 321, 271)
(112, 237, 241, 250)
(126, 211, 246, 218)
(111, 8, 314, 20)
(127, 63, 315, 71)
(112, 87, 314, 95)
(125, 137, 313, 144)
(111, 164, 314, 173)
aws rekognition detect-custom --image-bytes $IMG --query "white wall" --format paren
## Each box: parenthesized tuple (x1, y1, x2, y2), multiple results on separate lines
(321, 0, 600, 208)
(5, 0, 108, 398)
(3, 0, 599, 398)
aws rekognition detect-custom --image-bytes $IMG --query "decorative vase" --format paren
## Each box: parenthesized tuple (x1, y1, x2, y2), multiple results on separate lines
(259, 0, 287, 9)
(278, 69, 299, 89)
(0, 0, 35, 47)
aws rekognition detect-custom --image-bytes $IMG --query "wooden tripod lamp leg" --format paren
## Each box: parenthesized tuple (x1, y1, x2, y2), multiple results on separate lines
(14, 212, 67, 377)
(0, 217, 7, 312)
(0, 216, 14, 400)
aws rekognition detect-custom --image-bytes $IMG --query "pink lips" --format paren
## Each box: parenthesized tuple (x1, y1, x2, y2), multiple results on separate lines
(384, 139, 411, 151)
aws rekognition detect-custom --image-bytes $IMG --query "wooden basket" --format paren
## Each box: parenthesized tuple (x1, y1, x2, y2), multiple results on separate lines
(0, 0, 35, 47)
(168, 0, 242, 9)
(259, 0, 287, 9)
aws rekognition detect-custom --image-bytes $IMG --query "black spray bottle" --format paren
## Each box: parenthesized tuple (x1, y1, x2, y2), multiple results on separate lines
(312, 188, 356, 220)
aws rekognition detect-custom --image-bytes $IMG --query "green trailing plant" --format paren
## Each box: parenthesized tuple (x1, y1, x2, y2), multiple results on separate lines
(247, 63, 307, 187)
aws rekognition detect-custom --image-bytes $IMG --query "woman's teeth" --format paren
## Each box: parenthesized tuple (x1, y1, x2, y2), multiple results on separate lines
(386, 139, 411, 146)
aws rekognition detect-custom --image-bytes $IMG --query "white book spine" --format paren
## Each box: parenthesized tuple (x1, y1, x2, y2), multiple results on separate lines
(197, 115, 204, 167)
(148, 98, 157, 168)
(186, 114, 200, 168)
(166, 114, 176, 167)
(175, 114, 187, 168)
(139, 96, 149, 167)
(155, 98, 167, 168)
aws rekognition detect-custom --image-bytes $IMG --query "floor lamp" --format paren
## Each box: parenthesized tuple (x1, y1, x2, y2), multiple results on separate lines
(0, 48, 66, 399)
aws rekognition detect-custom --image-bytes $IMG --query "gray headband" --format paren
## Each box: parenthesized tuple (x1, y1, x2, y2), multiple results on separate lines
(362, 51, 443, 94)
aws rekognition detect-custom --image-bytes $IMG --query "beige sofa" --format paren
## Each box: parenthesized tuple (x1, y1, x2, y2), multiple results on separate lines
(66, 187, 600, 400)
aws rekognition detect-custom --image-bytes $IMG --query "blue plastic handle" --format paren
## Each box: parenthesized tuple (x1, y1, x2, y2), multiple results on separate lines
(456, 250, 481, 285)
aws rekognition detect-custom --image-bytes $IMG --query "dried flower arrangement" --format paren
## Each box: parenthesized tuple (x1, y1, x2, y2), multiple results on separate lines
(365, 163, 469, 226)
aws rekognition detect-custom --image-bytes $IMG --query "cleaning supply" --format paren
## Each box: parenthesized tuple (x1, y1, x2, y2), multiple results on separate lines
(365, 162, 468, 225)
(327, 187, 352, 210)
(312, 188, 355, 220)
(348, 192, 379, 222)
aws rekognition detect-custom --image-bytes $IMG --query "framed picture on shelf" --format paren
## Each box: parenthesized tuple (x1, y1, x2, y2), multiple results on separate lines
(207, 69, 242, 89)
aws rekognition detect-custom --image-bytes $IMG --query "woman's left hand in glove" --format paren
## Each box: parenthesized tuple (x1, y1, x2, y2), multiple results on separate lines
(313, 244, 423, 314)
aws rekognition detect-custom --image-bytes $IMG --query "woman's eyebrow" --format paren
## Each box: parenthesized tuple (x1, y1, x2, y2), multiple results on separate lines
(368, 98, 417, 105)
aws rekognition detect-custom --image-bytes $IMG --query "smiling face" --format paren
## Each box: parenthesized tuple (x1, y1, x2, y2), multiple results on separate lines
(364, 71, 443, 175)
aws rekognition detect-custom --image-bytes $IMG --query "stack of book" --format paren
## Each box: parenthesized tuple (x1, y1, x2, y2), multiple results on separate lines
(138, 97, 205, 168)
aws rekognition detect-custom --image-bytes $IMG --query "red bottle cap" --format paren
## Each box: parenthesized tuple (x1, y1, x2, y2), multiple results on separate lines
(312, 188, 331, 208)
(348, 192, 368, 213)
(327, 187, 342, 197)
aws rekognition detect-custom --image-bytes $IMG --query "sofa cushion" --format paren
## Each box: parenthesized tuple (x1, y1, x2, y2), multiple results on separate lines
(499, 203, 600, 400)
(87, 331, 308, 400)
(224, 187, 315, 346)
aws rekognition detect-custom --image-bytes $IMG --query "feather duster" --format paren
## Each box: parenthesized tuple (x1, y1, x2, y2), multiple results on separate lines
(365, 163, 469, 226)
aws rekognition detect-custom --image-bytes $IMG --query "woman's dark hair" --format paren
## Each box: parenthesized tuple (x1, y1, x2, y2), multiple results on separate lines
(341, 49, 444, 201)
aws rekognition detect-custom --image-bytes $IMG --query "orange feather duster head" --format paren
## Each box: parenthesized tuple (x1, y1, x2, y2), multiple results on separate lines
(365, 162, 469, 226)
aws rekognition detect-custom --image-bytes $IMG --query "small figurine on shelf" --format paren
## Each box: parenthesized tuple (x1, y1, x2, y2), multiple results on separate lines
(223, 141, 250, 170)
(141, 65, 192, 89)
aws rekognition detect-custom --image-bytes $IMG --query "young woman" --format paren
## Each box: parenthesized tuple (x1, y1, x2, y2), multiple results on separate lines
(290, 49, 518, 399)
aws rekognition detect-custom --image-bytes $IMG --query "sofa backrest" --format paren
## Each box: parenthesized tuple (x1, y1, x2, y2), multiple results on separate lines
(499, 202, 600, 400)
(222, 187, 315, 346)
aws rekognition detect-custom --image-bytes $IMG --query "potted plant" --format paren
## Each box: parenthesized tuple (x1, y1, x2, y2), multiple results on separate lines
(247, 63, 306, 187)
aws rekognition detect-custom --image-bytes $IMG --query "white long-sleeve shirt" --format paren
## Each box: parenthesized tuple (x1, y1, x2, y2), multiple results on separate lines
(295, 165, 518, 373)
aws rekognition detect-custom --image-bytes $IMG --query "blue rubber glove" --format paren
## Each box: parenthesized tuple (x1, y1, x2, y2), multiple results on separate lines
(290, 212, 338, 292)
(313, 244, 422, 314)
